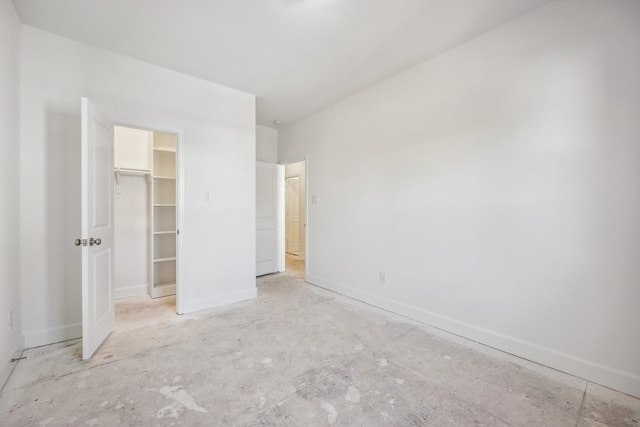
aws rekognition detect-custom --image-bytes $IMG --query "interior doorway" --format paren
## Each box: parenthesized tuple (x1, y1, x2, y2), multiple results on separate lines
(282, 160, 307, 274)
(285, 176, 301, 255)
(113, 125, 180, 316)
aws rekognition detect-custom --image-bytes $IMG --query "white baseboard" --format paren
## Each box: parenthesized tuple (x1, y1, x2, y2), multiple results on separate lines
(115, 284, 148, 300)
(182, 287, 257, 314)
(23, 322, 81, 349)
(151, 283, 175, 299)
(21, 287, 258, 347)
(306, 274, 640, 399)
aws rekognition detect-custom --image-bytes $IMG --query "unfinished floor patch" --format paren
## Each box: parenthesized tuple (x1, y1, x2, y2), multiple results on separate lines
(1, 257, 638, 425)
(153, 385, 208, 413)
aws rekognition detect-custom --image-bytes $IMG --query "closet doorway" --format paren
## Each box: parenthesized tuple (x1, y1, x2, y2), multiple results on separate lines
(113, 125, 180, 314)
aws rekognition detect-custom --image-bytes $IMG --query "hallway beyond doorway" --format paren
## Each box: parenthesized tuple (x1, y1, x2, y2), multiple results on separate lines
(285, 252, 304, 275)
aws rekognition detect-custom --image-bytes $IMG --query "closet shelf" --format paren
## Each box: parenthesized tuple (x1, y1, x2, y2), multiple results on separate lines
(151, 282, 176, 298)
(114, 167, 151, 175)
(114, 167, 152, 194)
(151, 132, 177, 299)
(154, 282, 176, 289)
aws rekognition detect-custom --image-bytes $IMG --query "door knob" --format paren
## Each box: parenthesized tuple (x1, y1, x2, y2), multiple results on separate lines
(89, 238, 102, 246)
(75, 239, 88, 247)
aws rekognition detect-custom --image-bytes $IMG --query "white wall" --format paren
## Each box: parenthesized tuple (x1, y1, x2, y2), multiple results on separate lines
(285, 161, 306, 261)
(279, 0, 640, 398)
(20, 26, 256, 347)
(0, 0, 23, 387)
(256, 125, 278, 163)
(114, 127, 152, 299)
(114, 174, 150, 299)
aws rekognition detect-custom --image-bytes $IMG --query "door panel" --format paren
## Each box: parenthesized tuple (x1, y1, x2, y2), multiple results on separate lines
(81, 97, 115, 360)
(92, 123, 112, 228)
(286, 176, 300, 254)
(93, 250, 112, 321)
(256, 162, 280, 276)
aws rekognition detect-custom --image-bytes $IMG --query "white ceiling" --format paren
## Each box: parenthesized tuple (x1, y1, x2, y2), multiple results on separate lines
(13, 0, 550, 127)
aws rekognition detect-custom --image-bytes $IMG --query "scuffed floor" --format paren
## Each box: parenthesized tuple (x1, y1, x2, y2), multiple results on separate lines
(1, 256, 639, 426)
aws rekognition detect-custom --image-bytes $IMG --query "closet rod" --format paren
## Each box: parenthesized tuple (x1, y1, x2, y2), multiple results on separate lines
(114, 167, 151, 194)
(114, 167, 151, 175)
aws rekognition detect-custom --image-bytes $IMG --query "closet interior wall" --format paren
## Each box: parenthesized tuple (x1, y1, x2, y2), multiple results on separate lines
(114, 126, 152, 299)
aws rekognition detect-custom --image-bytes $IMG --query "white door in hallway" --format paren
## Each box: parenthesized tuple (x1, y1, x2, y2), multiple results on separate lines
(286, 176, 300, 255)
(256, 162, 281, 276)
(80, 97, 115, 359)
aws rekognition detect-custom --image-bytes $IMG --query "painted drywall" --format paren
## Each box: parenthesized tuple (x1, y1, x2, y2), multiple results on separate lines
(20, 26, 256, 347)
(114, 174, 150, 299)
(285, 161, 306, 261)
(114, 127, 152, 299)
(279, 0, 640, 397)
(0, 0, 22, 387)
(256, 125, 278, 163)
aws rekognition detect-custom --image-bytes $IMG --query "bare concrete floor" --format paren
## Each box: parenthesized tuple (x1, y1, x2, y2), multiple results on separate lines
(1, 255, 639, 426)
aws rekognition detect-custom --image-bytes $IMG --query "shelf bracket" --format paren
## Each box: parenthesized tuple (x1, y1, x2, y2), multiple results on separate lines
(114, 168, 121, 194)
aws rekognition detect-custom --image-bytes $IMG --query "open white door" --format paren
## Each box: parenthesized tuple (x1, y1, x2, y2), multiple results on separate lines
(256, 162, 281, 276)
(80, 98, 115, 359)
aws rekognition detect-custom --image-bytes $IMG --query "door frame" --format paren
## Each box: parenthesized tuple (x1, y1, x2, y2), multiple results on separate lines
(111, 117, 185, 315)
(278, 155, 308, 277)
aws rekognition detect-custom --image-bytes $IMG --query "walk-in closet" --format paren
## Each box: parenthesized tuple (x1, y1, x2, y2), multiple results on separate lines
(114, 126, 178, 301)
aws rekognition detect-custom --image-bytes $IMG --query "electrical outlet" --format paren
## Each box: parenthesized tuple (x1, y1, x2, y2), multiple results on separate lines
(379, 272, 386, 285)
(8, 310, 12, 329)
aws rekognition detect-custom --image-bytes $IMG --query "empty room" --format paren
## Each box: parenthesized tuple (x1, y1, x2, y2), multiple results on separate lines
(1, 0, 639, 425)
